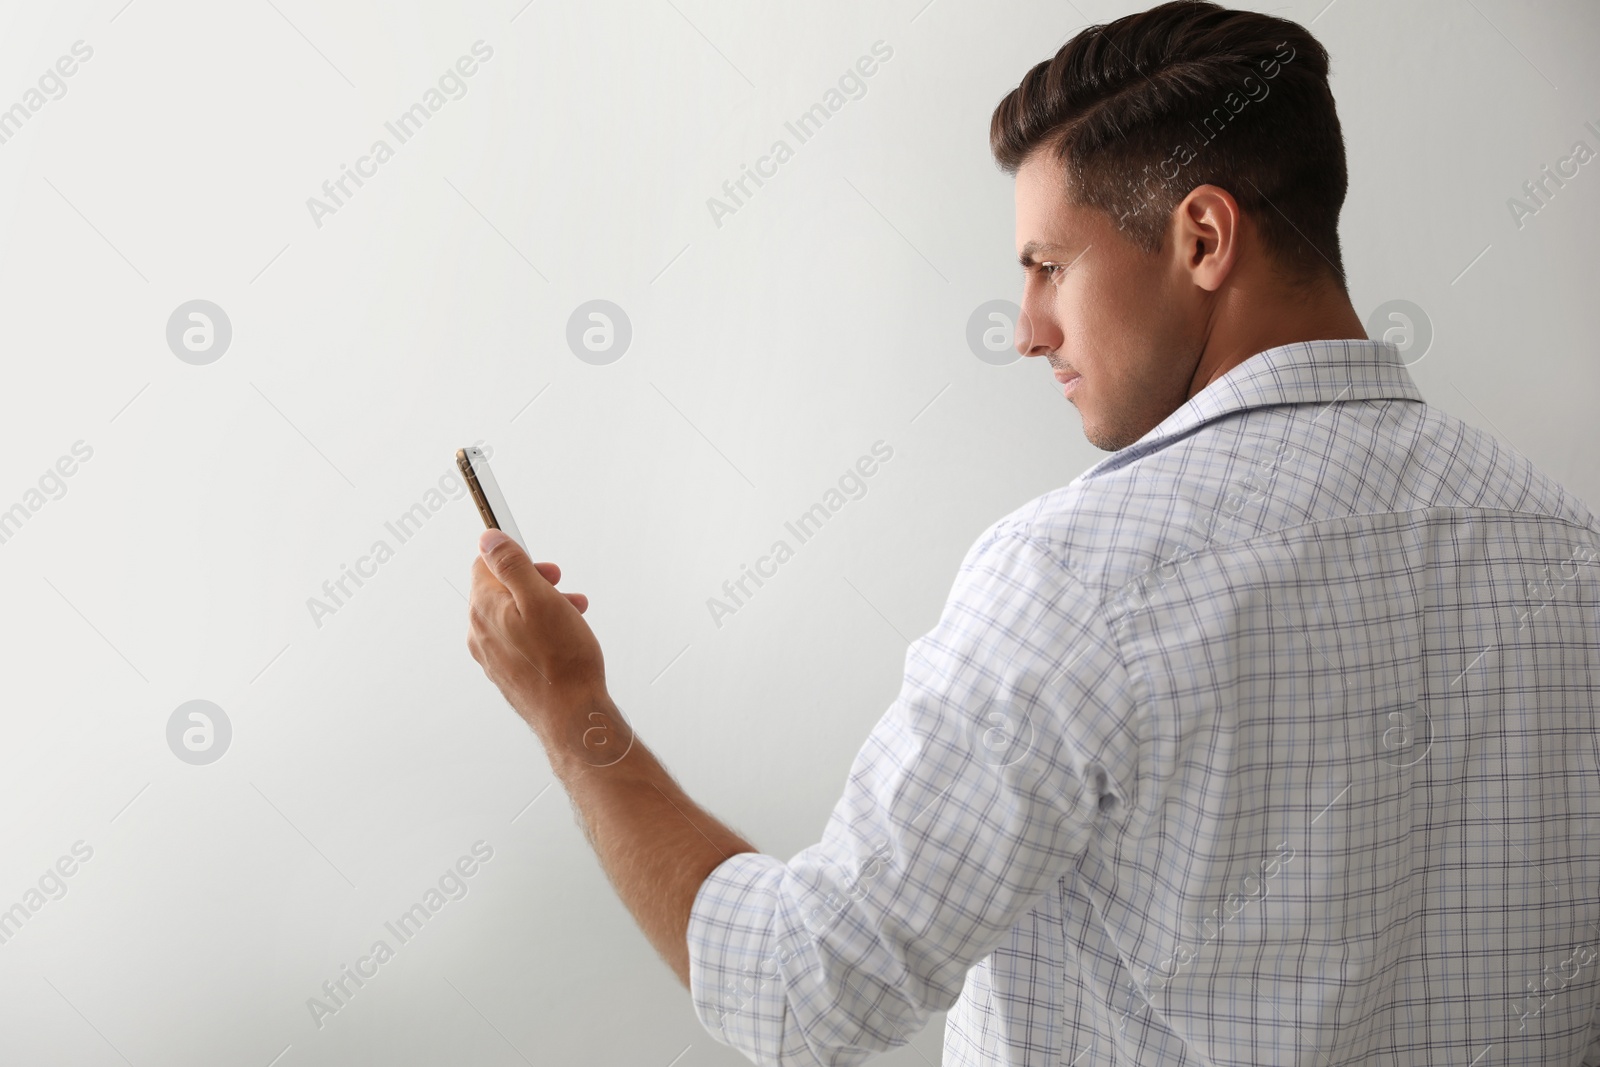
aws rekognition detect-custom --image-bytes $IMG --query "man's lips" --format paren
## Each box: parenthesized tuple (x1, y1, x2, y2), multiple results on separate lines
(1054, 370, 1081, 396)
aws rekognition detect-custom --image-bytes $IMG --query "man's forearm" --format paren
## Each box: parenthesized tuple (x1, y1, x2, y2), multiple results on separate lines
(540, 693, 759, 988)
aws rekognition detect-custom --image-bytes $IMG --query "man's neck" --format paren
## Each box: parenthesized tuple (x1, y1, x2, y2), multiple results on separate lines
(1189, 281, 1367, 399)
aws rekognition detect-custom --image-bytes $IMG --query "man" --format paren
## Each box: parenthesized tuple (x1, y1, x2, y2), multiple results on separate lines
(467, 2, 1600, 1062)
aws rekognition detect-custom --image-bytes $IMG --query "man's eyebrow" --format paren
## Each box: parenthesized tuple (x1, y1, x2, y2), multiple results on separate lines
(1017, 240, 1070, 268)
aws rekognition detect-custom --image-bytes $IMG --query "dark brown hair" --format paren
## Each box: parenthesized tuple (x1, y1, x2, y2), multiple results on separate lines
(991, 1, 1348, 287)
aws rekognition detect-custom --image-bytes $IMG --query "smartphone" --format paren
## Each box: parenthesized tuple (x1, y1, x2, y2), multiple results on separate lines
(456, 446, 526, 551)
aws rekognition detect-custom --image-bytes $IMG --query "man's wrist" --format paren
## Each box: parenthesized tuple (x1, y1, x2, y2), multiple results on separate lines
(527, 689, 637, 781)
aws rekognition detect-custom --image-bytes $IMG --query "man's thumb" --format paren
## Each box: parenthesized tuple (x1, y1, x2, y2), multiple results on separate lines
(479, 529, 536, 593)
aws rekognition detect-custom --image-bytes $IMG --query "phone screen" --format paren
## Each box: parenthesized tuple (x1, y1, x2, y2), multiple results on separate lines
(457, 447, 526, 551)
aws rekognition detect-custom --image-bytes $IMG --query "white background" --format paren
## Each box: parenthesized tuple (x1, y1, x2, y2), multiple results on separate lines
(0, 0, 1595, 1064)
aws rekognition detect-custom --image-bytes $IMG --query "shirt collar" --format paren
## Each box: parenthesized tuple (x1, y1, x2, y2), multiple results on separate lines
(1077, 338, 1425, 481)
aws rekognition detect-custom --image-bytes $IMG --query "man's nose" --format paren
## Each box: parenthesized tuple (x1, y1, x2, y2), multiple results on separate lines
(1015, 307, 1055, 358)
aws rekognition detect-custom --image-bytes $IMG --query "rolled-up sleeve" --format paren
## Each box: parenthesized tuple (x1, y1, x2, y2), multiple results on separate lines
(686, 526, 1143, 1065)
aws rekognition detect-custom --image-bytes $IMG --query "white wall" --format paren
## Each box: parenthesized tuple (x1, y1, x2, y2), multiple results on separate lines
(0, 0, 1594, 1063)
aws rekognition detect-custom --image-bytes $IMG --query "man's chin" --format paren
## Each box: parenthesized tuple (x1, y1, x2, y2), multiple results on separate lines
(1080, 415, 1132, 453)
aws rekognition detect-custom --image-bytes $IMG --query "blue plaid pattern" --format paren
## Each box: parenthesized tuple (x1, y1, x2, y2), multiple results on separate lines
(686, 339, 1600, 1065)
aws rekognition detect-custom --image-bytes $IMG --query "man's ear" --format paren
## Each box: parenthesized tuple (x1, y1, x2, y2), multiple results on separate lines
(1174, 184, 1241, 292)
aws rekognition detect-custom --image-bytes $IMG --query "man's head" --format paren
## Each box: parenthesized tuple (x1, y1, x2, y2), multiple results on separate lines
(992, 1, 1352, 451)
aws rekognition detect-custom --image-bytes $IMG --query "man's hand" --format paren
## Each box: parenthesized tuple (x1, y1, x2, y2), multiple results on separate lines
(467, 529, 629, 767)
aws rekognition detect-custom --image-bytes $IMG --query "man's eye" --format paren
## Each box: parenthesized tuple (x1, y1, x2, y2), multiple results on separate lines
(1022, 262, 1070, 282)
